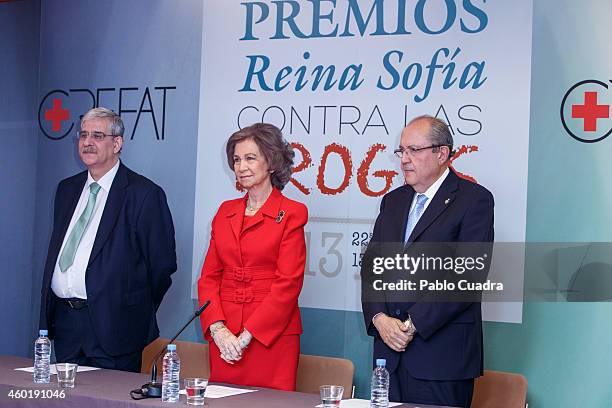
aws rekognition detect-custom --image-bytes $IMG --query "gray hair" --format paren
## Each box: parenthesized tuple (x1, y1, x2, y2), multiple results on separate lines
(408, 115, 453, 159)
(81, 107, 125, 137)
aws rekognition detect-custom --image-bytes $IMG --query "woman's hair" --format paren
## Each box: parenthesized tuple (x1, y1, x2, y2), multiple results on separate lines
(226, 123, 295, 190)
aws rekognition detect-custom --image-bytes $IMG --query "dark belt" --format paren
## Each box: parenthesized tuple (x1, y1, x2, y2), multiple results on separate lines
(58, 298, 88, 310)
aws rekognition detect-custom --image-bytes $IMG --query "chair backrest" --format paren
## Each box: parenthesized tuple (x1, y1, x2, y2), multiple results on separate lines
(142, 340, 354, 397)
(296, 354, 354, 399)
(471, 370, 528, 408)
(141, 338, 210, 379)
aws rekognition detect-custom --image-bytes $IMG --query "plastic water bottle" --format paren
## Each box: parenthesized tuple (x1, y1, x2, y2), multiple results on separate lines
(161, 344, 180, 402)
(33, 329, 51, 383)
(370, 358, 389, 408)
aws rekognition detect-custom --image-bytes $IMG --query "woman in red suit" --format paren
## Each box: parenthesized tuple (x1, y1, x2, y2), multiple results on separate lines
(198, 123, 308, 391)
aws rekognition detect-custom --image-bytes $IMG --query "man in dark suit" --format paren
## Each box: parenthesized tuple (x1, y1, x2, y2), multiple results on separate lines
(39, 107, 176, 372)
(361, 115, 494, 407)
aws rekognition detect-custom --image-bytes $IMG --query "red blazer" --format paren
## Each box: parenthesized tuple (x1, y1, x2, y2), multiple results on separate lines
(198, 188, 307, 347)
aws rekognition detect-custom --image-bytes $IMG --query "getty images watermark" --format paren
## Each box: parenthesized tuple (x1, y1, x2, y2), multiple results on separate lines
(363, 242, 612, 303)
(360, 241, 502, 302)
(370, 253, 503, 292)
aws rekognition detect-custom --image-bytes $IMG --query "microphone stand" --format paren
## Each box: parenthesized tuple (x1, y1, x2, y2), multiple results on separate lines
(131, 300, 210, 399)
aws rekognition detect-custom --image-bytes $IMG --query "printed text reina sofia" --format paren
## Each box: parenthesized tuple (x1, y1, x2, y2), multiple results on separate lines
(238, 0, 490, 101)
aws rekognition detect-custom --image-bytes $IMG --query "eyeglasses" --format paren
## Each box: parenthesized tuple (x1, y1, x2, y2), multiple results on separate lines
(393, 145, 448, 158)
(77, 130, 120, 141)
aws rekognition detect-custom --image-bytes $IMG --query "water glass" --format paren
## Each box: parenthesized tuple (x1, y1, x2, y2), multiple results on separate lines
(184, 377, 208, 405)
(56, 363, 78, 388)
(319, 385, 343, 408)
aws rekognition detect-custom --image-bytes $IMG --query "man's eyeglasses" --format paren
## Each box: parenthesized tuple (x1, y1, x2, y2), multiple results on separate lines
(77, 130, 120, 141)
(393, 145, 448, 158)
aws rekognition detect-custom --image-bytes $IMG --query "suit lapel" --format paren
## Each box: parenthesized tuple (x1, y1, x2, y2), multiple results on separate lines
(241, 188, 283, 235)
(407, 170, 459, 242)
(397, 186, 415, 242)
(45, 172, 87, 288)
(227, 199, 244, 243)
(57, 173, 87, 251)
(88, 163, 128, 266)
(225, 188, 283, 241)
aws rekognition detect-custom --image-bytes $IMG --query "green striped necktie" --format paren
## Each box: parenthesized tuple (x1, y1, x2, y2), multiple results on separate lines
(58, 182, 101, 272)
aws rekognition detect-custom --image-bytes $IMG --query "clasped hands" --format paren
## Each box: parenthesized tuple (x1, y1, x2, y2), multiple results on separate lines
(373, 314, 415, 352)
(210, 322, 252, 364)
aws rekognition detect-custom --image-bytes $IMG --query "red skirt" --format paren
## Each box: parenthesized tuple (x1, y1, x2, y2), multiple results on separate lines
(208, 334, 300, 391)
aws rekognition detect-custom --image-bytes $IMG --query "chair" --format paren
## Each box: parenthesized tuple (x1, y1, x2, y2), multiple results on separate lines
(141, 338, 210, 379)
(142, 340, 354, 398)
(471, 370, 528, 408)
(296, 354, 354, 399)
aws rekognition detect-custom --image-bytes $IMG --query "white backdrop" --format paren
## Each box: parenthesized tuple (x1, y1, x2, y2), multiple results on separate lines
(193, 0, 532, 323)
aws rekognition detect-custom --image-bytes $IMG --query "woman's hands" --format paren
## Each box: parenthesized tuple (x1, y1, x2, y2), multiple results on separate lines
(238, 328, 253, 350)
(210, 322, 242, 363)
(210, 322, 253, 364)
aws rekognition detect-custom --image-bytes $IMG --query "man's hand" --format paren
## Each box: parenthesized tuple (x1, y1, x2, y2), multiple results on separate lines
(210, 322, 242, 364)
(373, 314, 413, 352)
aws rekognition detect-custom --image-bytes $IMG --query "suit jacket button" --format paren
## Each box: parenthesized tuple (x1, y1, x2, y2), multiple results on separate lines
(394, 309, 401, 316)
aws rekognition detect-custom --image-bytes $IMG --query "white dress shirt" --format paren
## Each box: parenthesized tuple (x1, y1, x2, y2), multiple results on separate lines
(51, 160, 120, 299)
(407, 167, 450, 217)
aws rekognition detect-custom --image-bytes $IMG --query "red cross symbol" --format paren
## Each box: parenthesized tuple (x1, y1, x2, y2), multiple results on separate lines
(571, 91, 609, 132)
(44, 99, 70, 132)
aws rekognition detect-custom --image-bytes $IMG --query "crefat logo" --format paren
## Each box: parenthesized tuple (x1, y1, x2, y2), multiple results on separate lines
(38, 86, 176, 141)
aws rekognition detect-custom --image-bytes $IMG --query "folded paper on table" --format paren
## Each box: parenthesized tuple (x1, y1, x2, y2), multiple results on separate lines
(316, 399, 403, 408)
(178, 385, 257, 399)
(15, 366, 101, 375)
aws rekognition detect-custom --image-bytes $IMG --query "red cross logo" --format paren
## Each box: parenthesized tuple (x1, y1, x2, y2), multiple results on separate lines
(571, 91, 610, 132)
(44, 99, 70, 132)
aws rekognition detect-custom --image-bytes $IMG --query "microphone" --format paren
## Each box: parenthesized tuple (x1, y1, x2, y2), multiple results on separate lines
(130, 300, 210, 399)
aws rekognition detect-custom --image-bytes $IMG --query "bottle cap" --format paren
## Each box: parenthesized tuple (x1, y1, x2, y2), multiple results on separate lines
(167, 344, 177, 351)
(376, 358, 386, 366)
(39, 329, 48, 336)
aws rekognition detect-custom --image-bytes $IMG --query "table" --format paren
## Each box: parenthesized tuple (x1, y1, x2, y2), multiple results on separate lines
(0, 355, 449, 407)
